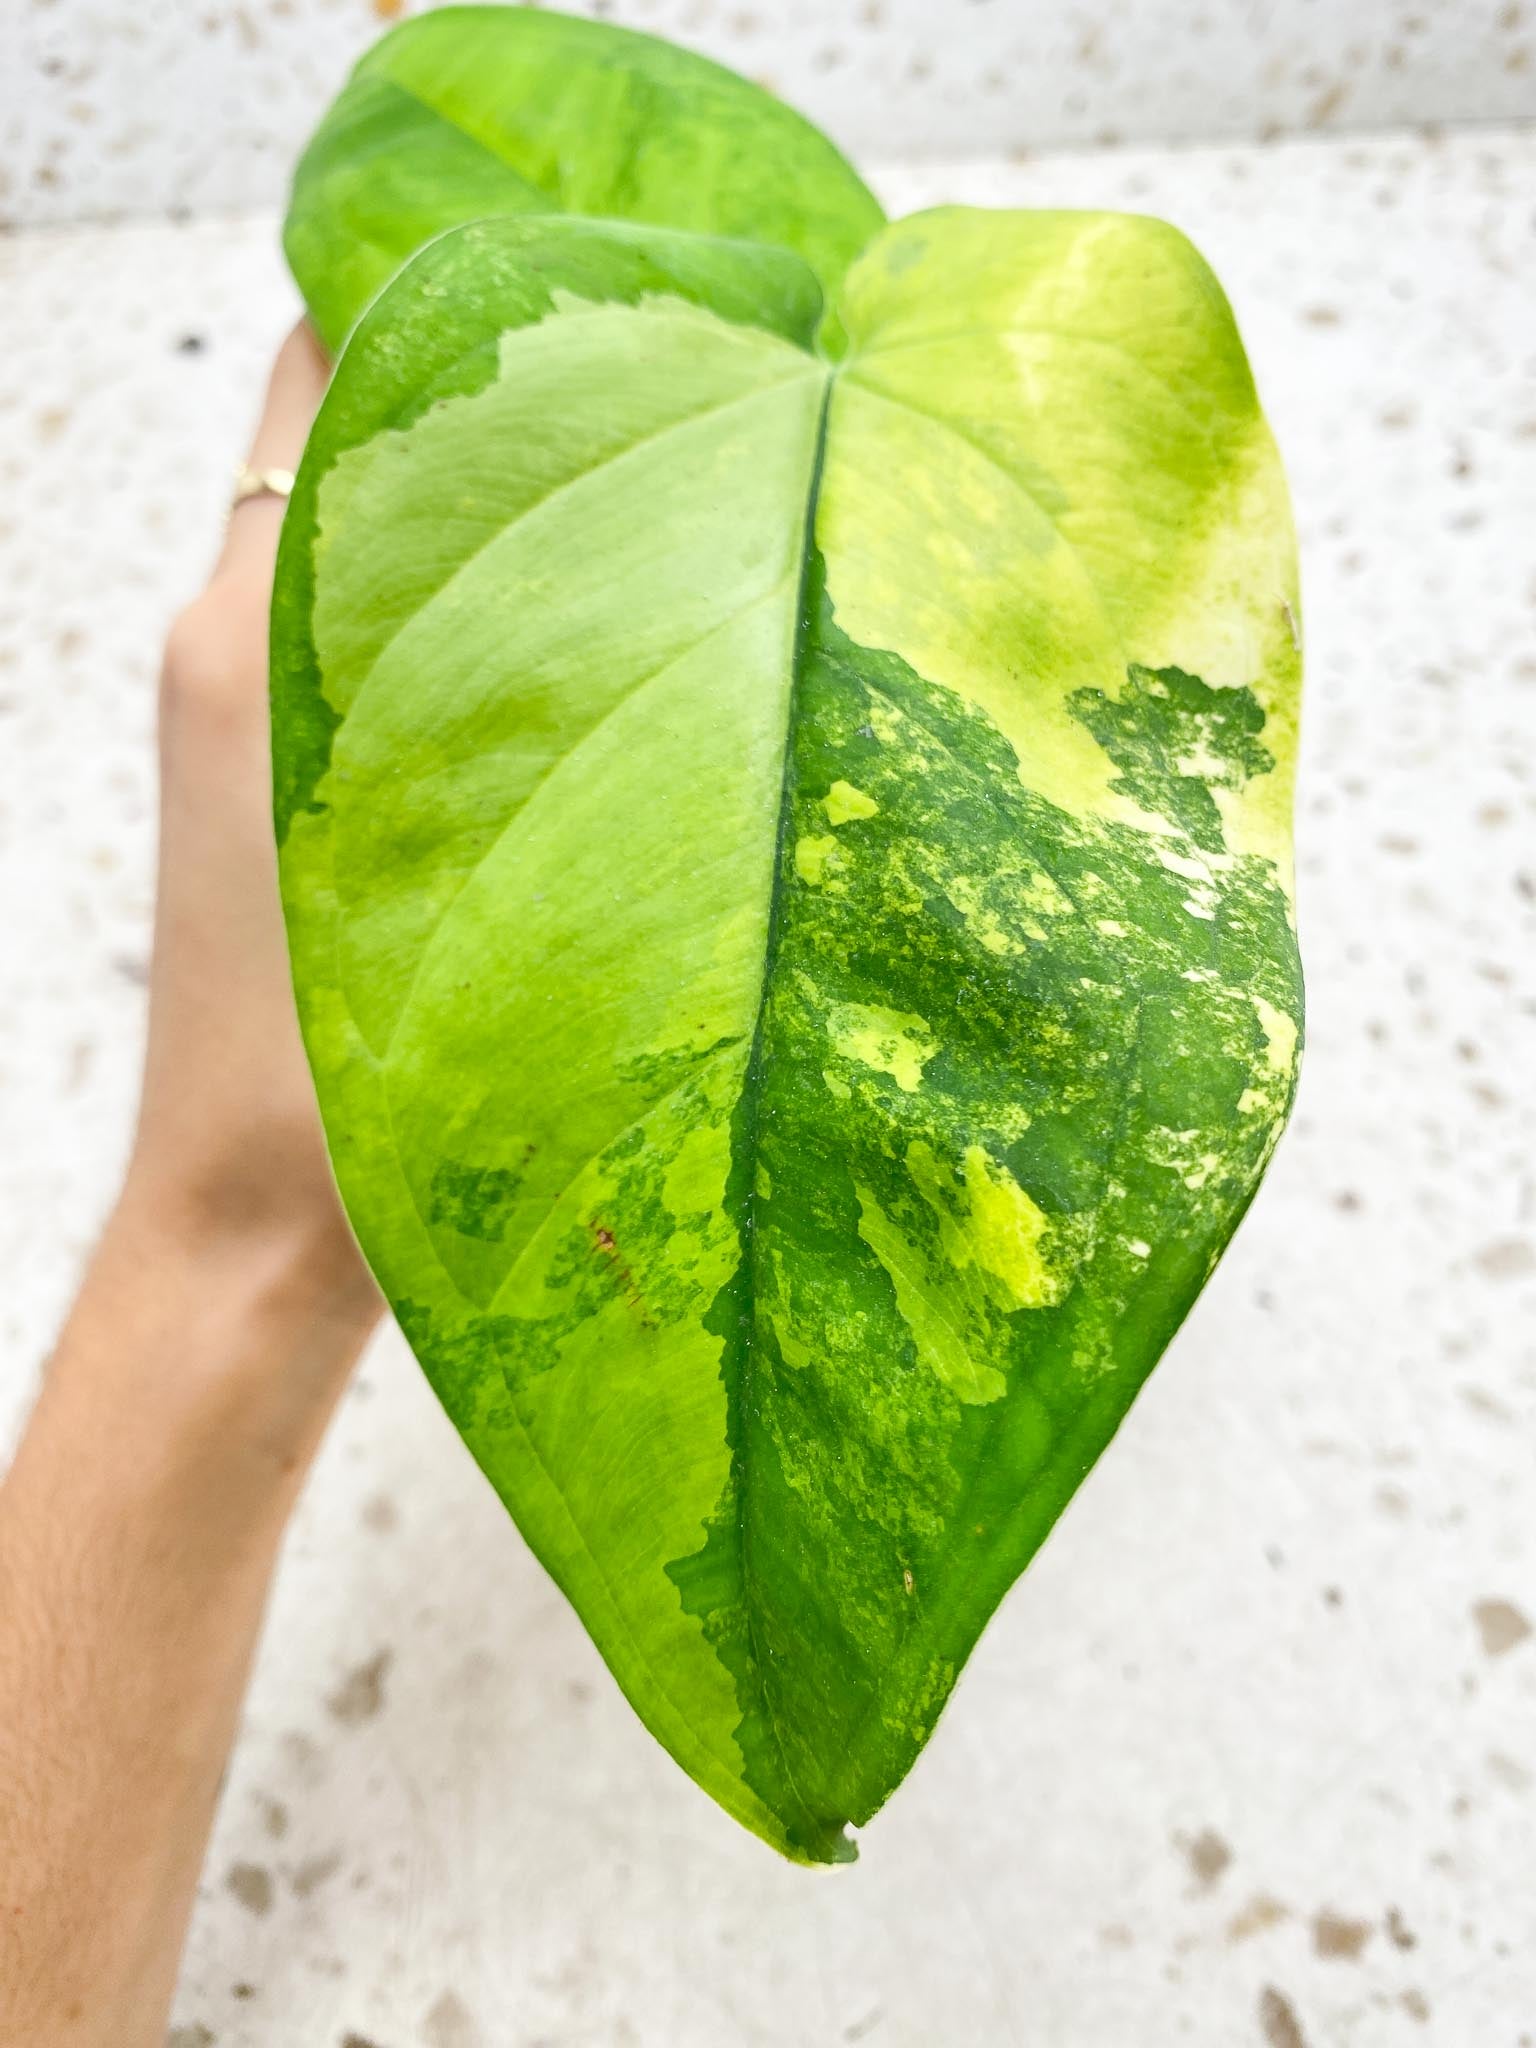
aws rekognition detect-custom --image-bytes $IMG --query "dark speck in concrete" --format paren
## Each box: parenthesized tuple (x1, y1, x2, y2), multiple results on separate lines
(167, 2029, 216, 2048)
(361, 1492, 399, 1533)
(225, 1862, 273, 1917)
(1474, 1238, 1535, 1280)
(1474, 1599, 1532, 1656)
(291, 1849, 342, 1898)
(1460, 1385, 1514, 1423)
(1385, 1906, 1418, 1950)
(280, 1730, 326, 1782)
(1178, 1826, 1232, 1889)
(255, 1793, 288, 1840)
(424, 1989, 479, 2047)
(1258, 1986, 1309, 2048)
(1313, 1909, 1372, 1960)
(176, 333, 207, 354)
(326, 1649, 393, 1725)
(1228, 1894, 1289, 1941)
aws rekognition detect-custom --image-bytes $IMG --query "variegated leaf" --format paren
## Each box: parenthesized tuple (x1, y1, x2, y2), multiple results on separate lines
(275, 201, 1301, 1860)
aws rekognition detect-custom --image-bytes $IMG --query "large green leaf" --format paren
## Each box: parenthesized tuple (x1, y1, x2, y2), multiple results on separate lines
(274, 206, 1302, 1863)
(284, 4, 883, 350)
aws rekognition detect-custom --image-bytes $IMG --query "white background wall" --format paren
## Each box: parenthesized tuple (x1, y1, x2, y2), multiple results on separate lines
(3, 0, 1534, 228)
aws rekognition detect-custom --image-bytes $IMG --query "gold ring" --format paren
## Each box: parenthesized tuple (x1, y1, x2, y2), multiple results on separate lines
(230, 463, 296, 512)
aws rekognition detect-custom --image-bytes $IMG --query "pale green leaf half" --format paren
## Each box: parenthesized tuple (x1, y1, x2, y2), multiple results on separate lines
(273, 208, 1303, 1863)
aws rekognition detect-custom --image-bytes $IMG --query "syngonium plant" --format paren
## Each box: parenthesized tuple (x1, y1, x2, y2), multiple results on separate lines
(273, 5, 1303, 1864)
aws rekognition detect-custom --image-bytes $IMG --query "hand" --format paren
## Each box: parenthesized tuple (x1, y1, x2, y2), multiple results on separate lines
(0, 323, 381, 2048)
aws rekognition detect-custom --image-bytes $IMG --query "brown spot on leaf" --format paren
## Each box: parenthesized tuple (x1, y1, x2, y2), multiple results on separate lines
(587, 1220, 652, 1324)
(1401, 1989, 1431, 2023)
(167, 2030, 216, 2048)
(225, 1862, 273, 1917)
(361, 1492, 399, 1533)
(326, 1649, 392, 1725)
(1313, 1909, 1372, 1959)
(1259, 1986, 1309, 2048)
(1474, 1599, 1532, 1656)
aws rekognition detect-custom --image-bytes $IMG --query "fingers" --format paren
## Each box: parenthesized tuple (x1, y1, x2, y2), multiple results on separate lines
(217, 320, 330, 580)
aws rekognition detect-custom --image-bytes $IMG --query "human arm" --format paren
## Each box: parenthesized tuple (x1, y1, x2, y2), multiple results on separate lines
(0, 325, 381, 2047)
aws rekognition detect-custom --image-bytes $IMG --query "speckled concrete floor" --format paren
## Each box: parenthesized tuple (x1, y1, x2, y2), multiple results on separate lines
(2, 124, 1534, 2048)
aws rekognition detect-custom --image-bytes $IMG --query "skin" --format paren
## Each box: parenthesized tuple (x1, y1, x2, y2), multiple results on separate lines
(0, 325, 382, 2046)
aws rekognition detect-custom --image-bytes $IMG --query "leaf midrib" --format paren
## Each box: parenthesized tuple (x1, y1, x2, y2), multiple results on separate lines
(720, 355, 839, 1844)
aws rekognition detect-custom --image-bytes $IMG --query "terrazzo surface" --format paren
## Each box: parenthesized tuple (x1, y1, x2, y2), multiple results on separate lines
(2, 122, 1535, 2046)
(5, 0, 1536, 226)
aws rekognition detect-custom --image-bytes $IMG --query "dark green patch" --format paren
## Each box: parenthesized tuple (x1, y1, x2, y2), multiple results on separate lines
(493, 1052, 738, 1384)
(615, 1034, 743, 1096)
(427, 1155, 533, 1244)
(665, 559, 1301, 1840)
(1002, 1112, 1109, 1215)
(1070, 661, 1275, 852)
(394, 1298, 522, 1438)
